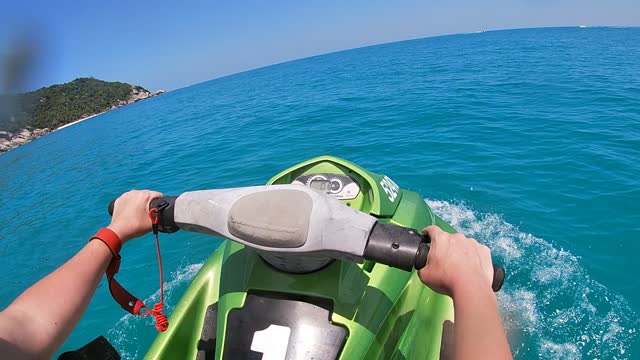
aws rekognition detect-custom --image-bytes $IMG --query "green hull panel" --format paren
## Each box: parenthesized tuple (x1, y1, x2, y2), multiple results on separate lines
(145, 156, 455, 359)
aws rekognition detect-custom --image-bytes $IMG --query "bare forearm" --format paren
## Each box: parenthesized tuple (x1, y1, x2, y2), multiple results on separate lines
(452, 284, 512, 360)
(0, 240, 111, 358)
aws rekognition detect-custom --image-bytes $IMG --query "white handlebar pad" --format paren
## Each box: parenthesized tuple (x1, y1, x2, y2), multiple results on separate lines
(173, 185, 377, 262)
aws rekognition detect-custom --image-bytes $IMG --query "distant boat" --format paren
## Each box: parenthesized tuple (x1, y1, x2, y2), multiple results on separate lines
(579, 25, 587, 28)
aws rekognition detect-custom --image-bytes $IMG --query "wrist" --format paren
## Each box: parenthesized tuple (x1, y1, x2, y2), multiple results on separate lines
(107, 224, 128, 244)
(87, 238, 114, 255)
(451, 276, 496, 302)
(91, 227, 123, 257)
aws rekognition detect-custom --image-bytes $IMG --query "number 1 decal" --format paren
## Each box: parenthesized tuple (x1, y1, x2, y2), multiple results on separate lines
(380, 176, 399, 202)
(251, 324, 291, 360)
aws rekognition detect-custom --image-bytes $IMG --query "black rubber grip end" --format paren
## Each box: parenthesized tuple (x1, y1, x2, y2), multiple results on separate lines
(414, 243, 429, 270)
(108, 199, 116, 216)
(492, 265, 505, 292)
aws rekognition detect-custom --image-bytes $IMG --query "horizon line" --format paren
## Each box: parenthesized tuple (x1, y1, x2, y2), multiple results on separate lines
(9, 24, 639, 95)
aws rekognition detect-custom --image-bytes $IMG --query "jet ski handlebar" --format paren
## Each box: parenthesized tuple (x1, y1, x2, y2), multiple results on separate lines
(108, 186, 504, 292)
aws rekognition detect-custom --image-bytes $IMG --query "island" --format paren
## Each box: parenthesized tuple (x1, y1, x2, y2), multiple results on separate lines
(0, 77, 164, 154)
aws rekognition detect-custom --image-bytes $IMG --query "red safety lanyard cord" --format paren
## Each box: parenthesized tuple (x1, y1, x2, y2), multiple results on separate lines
(144, 207, 168, 331)
(97, 208, 169, 332)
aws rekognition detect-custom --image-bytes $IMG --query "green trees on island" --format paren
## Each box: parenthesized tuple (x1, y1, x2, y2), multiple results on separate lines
(0, 78, 147, 132)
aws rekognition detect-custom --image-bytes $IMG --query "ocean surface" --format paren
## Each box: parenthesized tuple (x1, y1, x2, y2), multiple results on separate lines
(0, 27, 638, 359)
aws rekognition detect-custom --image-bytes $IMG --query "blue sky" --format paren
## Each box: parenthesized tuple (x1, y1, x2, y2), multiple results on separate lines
(1, 0, 638, 92)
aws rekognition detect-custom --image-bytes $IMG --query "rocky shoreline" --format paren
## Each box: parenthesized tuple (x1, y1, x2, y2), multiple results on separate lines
(0, 128, 52, 153)
(0, 87, 165, 154)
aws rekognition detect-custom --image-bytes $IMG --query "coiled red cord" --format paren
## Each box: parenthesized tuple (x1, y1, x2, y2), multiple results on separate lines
(137, 208, 169, 332)
(151, 303, 169, 332)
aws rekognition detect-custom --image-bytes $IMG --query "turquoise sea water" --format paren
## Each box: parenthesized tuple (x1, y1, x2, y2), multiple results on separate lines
(1, 27, 638, 359)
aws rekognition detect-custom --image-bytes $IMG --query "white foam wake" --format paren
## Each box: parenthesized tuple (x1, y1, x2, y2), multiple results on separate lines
(426, 199, 638, 359)
(106, 263, 203, 359)
(105, 201, 638, 359)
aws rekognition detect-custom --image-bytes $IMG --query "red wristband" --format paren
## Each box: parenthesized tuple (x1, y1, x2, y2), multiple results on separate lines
(90, 228, 122, 257)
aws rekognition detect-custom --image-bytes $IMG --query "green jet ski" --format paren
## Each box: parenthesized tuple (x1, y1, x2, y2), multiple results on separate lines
(106, 156, 504, 359)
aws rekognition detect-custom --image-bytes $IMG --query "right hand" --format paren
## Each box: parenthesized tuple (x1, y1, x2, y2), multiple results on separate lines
(417, 225, 494, 298)
(107, 190, 163, 244)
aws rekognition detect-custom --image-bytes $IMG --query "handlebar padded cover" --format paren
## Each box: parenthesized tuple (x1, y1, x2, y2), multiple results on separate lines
(173, 185, 377, 262)
(228, 189, 312, 248)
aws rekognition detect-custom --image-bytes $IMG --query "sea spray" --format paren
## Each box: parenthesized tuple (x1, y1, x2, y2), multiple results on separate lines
(427, 199, 638, 359)
(106, 263, 203, 359)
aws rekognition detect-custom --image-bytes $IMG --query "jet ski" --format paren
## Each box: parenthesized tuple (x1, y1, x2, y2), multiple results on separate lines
(105, 155, 504, 359)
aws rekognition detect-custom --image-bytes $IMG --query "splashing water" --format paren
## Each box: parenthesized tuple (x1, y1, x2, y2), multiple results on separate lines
(106, 263, 203, 359)
(105, 200, 639, 359)
(427, 199, 638, 359)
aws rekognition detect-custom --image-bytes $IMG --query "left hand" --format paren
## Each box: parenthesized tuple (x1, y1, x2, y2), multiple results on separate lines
(107, 190, 163, 243)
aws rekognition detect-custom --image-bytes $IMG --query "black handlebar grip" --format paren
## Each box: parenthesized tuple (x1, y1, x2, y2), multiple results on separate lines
(413, 243, 505, 292)
(364, 223, 425, 271)
(108, 199, 116, 216)
(491, 264, 505, 292)
(414, 242, 430, 269)
(107, 196, 180, 233)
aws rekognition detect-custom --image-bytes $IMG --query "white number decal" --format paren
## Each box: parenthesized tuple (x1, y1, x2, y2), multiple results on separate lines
(380, 176, 399, 202)
(250, 324, 291, 360)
